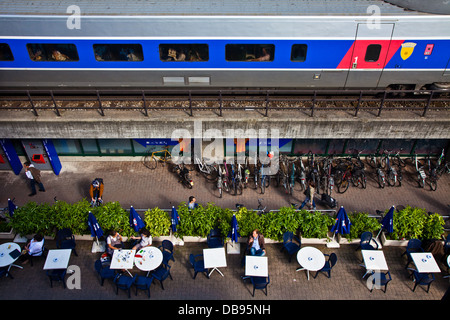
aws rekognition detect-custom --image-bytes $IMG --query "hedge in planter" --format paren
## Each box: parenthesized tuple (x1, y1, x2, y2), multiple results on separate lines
(143, 207, 171, 237)
(389, 206, 445, 240)
(341, 212, 381, 242)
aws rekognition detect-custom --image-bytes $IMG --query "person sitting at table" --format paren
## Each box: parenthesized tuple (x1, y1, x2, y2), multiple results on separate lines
(247, 229, 266, 256)
(106, 230, 123, 256)
(20, 233, 44, 265)
(130, 228, 152, 251)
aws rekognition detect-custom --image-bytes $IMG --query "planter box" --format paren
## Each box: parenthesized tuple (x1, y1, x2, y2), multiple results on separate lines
(0, 228, 15, 240)
(380, 232, 409, 247)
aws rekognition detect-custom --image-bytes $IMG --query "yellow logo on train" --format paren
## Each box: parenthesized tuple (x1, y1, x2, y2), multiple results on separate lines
(400, 42, 417, 60)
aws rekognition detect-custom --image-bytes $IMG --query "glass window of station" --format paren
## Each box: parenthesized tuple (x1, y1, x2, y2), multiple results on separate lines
(93, 44, 144, 61)
(225, 44, 275, 62)
(27, 43, 79, 62)
(0, 43, 14, 61)
(159, 44, 209, 62)
(291, 44, 307, 62)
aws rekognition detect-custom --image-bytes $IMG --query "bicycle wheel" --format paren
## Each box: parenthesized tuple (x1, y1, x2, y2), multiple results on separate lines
(236, 182, 243, 195)
(378, 174, 385, 188)
(418, 176, 425, 188)
(365, 155, 376, 169)
(429, 179, 437, 191)
(143, 154, 157, 170)
(387, 171, 396, 187)
(260, 178, 266, 194)
(361, 174, 367, 189)
(337, 179, 349, 193)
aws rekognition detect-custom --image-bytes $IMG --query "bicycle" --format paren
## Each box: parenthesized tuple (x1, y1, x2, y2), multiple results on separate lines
(426, 155, 438, 191)
(195, 157, 216, 181)
(414, 154, 426, 188)
(259, 163, 270, 194)
(143, 147, 172, 169)
(385, 153, 398, 187)
(376, 162, 386, 189)
(297, 156, 307, 191)
(216, 164, 224, 198)
(233, 163, 243, 196)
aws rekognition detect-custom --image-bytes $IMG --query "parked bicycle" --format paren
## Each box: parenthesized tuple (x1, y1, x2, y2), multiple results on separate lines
(414, 154, 427, 188)
(143, 147, 172, 169)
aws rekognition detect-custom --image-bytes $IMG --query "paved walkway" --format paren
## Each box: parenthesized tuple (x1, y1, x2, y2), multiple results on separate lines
(0, 159, 449, 305)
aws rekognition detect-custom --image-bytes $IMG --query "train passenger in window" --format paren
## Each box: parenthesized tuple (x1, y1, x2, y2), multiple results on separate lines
(249, 47, 271, 61)
(166, 48, 186, 61)
(51, 49, 71, 61)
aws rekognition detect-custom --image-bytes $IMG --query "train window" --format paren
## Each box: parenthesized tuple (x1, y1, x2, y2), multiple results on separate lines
(0, 43, 14, 61)
(159, 44, 208, 62)
(291, 44, 307, 62)
(27, 43, 79, 61)
(225, 44, 274, 62)
(93, 44, 143, 61)
(365, 44, 382, 62)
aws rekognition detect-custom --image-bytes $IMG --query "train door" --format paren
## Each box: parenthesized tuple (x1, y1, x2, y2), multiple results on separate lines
(344, 23, 395, 88)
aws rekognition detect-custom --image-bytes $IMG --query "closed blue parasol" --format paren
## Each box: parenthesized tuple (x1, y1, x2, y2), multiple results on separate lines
(7, 198, 16, 217)
(87, 211, 104, 239)
(171, 206, 180, 233)
(381, 206, 394, 234)
(129, 206, 145, 232)
(375, 206, 395, 242)
(331, 206, 351, 235)
(228, 214, 240, 243)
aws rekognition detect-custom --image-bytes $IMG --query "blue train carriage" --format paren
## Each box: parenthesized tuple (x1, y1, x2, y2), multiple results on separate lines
(0, 0, 449, 90)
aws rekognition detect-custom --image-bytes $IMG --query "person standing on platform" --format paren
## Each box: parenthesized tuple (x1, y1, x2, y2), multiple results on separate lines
(23, 161, 45, 196)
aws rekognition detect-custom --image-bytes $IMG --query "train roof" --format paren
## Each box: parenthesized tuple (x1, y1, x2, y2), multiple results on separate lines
(0, 0, 437, 16)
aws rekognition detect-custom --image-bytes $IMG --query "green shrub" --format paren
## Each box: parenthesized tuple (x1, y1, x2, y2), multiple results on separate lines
(144, 207, 171, 237)
(343, 212, 381, 241)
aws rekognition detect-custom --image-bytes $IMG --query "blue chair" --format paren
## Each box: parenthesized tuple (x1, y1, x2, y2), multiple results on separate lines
(56, 228, 78, 256)
(280, 232, 301, 262)
(403, 239, 423, 268)
(150, 262, 172, 290)
(134, 275, 154, 298)
(411, 271, 435, 293)
(158, 240, 175, 264)
(94, 260, 116, 286)
(250, 275, 270, 297)
(356, 232, 379, 251)
(369, 271, 392, 293)
(207, 228, 224, 248)
(0, 266, 13, 280)
(46, 269, 67, 288)
(189, 254, 209, 279)
(113, 274, 136, 298)
(313, 253, 337, 279)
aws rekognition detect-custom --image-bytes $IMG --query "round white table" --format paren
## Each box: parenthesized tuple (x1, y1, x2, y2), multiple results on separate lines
(134, 246, 163, 275)
(0, 242, 23, 272)
(296, 247, 325, 280)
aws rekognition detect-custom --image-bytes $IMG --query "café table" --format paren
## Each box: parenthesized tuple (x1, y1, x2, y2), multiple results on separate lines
(43, 249, 72, 270)
(0, 242, 23, 272)
(296, 246, 325, 280)
(203, 247, 227, 277)
(134, 246, 163, 276)
(245, 255, 268, 277)
(110, 249, 136, 276)
(361, 250, 389, 278)
(410, 252, 441, 274)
